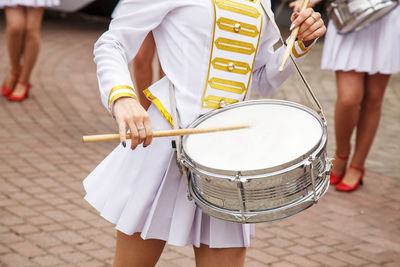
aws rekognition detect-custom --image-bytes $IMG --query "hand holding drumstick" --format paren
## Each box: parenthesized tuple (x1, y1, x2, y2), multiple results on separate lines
(95, 96, 250, 147)
(279, 0, 326, 71)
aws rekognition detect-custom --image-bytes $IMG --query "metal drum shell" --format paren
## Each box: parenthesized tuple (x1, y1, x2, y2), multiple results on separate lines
(189, 172, 330, 223)
(181, 100, 331, 223)
(189, 147, 328, 211)
(327, 0, 399, 34)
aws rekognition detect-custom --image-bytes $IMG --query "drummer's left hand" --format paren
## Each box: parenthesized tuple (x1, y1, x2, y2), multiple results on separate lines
(290, 8, 326, 46)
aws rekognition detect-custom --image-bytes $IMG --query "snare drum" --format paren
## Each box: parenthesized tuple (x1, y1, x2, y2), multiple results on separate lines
(327, 0, 399, 34)
(181, 100, 331, 223)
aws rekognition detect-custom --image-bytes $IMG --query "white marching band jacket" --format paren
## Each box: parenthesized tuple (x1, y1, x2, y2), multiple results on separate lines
(94, 0, 316, 127)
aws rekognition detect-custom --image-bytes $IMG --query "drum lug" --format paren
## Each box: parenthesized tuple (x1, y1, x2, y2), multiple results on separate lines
(184, 165, 193, 201)
(180, 158, 189, 168)
(308, 156, 319, 203)
(177, 157, 193, 201)
(325, 158, 333, 176)
(230, 172, 248, 184)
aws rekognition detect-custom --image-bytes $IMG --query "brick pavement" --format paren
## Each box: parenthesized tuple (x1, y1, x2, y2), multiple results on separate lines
(0, 14, 399, 267)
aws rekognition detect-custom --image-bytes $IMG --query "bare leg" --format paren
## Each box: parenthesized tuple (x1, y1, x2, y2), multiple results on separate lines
(341, 73, 390, 185)
(134, 33, 156, 110)
(113, 231, 165, 267)
(193, 244, 246, 267)
(331, 71, 365, 175)
(11, 7, 44, 97)
(3, 6, 26, 89)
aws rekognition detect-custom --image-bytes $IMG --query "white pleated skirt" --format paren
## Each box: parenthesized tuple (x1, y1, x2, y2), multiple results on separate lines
(83, 104, 254, 248)
(0, 0, 60, 8)
(321, 5, 400, 75)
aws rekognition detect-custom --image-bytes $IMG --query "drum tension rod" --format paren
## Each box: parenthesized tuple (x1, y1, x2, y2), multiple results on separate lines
(234, 172, 247, 223)
(308, 156, 318, 203)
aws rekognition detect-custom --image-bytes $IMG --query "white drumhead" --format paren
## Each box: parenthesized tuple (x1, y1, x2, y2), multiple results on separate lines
(184, 102, 323, 171)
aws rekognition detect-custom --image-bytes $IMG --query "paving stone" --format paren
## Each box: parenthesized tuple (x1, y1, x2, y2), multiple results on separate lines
(25, 232, 62, 248)
(85, 248, 114, 261)
(283, 254, 321, 267)
(0, 244, 11, 254)
(0, 253, 35, 267)
(5, 205, 38, 218)
(0, 232, 24, 244)
(39, 223, 66, 233)
(26, 215, 54, 226)
(31, 255, 64, 266)
(247, 248, 279, 263)
(10, 224, 40, 235)
(59, 251, 92, 264)
(330, 251, 368, 266)
(288, 245, 314, 256)
(308, 253, 348, 267)
(9, 241, 46, 257)
(262, 246, 290, 257)
(47, 245, 76, 255)
(52, 230, 87, 245)
(270, 262, 298, 267)
(78, 260, 107, 267)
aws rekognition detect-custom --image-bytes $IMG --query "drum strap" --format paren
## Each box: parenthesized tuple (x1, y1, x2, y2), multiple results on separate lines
(260, 0, 326, 122)
(169, 82, 193, 200)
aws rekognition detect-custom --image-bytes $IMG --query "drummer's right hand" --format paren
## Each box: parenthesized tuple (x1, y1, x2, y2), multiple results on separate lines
(113, 97, 153, 150)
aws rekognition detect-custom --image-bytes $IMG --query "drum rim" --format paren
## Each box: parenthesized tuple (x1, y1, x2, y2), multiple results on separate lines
(182, 99, 327, 176)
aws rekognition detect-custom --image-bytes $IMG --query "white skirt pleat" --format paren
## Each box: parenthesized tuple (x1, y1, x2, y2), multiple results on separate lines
(321, 5, 400, 75)
(0, 0, 60, 7)
(83, 104, 254, 248)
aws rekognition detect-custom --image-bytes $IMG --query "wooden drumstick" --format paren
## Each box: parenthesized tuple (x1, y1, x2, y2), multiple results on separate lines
(82, 124, 250, 143)
(279, 0, 310, 72)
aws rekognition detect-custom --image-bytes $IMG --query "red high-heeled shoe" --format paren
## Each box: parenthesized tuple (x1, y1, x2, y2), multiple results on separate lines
(329, 154, 349, 185)
(7, 82, 31, 101)
(335, 165, 365, 192)
(2, 72, 18, 96)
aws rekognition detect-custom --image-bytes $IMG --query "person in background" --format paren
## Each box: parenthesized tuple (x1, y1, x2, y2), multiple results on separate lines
(0, 0, 60, 101)
(290, 0, 400, 192)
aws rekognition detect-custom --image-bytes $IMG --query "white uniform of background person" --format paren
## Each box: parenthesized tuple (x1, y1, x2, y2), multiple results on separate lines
(83, 0, 317, 248)
(321, 4, 400, 74)
(0, 0, 59, 7)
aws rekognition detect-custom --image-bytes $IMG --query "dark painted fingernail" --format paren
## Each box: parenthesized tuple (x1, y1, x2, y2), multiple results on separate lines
(143, 145, 148, 148)
(122, 141, 126, 148)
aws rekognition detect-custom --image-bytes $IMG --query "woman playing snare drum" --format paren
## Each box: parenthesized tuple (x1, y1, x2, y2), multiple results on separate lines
(84, 0, 326, 265)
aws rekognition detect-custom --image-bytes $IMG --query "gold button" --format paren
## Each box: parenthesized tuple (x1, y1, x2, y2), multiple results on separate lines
(227, 62, 235, 71)
(234, 23, 241, 32)
(219, 99, 227, 108)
